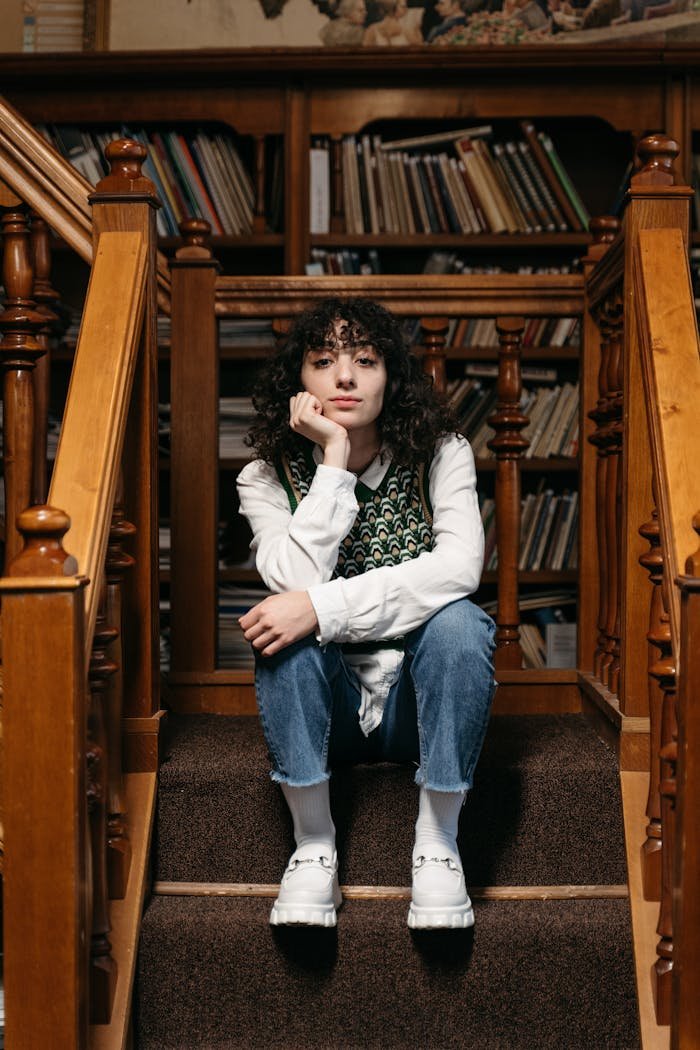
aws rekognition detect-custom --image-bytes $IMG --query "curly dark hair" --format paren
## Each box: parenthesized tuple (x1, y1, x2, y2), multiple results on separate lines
(247, 297, 457, 466)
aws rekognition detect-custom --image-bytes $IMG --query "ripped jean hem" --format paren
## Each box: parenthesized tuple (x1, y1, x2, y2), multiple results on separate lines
(269, 770, 332, 788)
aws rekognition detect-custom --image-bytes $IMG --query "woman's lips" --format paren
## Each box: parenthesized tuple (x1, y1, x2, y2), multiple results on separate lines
(330, 397, 361, 406)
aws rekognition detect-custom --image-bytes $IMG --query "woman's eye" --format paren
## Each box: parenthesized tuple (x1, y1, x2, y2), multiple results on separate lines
(313, 357, 333, 368)
(357, 355, 377, 366)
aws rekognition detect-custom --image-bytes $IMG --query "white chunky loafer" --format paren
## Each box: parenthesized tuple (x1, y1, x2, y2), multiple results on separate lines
(270, 849, 342, 927)
(407, 849, 475, 930)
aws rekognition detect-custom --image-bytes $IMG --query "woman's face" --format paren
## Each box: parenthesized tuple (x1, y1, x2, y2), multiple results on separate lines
(300, 320, 388, 435)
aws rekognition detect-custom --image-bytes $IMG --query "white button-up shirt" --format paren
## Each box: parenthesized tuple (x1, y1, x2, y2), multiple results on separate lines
(236, 433, 484, 735)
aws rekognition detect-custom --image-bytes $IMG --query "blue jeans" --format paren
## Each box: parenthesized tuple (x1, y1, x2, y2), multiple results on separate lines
(255, 598, 496, 793)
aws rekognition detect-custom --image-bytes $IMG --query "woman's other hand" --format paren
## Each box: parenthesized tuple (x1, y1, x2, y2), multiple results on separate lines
(289, 392, 350, 469)
(239, 590, 319, 657)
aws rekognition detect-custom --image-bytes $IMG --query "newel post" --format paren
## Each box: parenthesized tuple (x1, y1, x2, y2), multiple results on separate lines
(620, 134, 693, 717)
(89, 139, 162, 771)
(0, 506, 89, 1049)
(169, 218, 221, 679)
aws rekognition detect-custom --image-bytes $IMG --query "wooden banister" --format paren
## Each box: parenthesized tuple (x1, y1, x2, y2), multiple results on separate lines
(634, 226, 700, 642)
(0, 93, 172, 312)
(48, 230, 147, 655)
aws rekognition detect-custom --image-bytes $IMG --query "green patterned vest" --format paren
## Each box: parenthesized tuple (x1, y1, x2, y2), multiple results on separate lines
(275, 445, 434, 580)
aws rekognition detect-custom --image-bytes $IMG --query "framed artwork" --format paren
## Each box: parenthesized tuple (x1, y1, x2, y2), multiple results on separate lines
(96, 0, 700, 50)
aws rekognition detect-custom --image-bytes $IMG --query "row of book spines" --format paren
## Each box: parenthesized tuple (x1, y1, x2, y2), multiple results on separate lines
(481, 489, 579, 573)
(39, 124, 258, 238)
(324, 125, 588, 237)
(449, 379, 579, 460)
(440, 315, 579, 351)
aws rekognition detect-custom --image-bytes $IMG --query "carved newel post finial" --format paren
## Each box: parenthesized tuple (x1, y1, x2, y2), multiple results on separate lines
(8, 505, 78, 577)
(632, 135, 679, 188)
(176, 218, 216, 262)
(93, 139, 156, 197)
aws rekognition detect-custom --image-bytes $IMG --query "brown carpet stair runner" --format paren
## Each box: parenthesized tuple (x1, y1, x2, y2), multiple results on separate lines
(135, 714, 640, 1049)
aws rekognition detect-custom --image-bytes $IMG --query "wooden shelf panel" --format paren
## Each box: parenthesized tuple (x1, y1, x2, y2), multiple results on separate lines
(311, 233, 590, 249)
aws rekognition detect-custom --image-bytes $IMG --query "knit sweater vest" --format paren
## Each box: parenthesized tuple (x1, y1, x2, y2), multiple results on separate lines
(275, 445, 434, 580)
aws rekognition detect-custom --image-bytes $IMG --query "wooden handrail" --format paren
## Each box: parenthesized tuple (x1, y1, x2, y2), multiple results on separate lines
(0, 93, 172, 312)
(215, 272, 584, 317)
(48, 229, 147, 655)
(634, 227, 700, 642)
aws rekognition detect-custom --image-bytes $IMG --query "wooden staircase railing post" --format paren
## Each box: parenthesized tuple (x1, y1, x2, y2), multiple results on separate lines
(418, 316, 448, 397)
(649, 584, 677, 1027)
(638, 501, 664, 901)
(0, 505, 89, 1050)
(0, 190, 45, 568)
(105, 491, 136, 900)
(672, 515, 700, 1047)
(89, 138, 162, 772)
(579, 216, 620, 673)
(603, 297, 624, 694)
(488, 316, 528, 670)
(620, 133, 691, 718)
(169, 218, 221, 682)
(29, 210, 60, 505)
(87, 585, 119, 1024)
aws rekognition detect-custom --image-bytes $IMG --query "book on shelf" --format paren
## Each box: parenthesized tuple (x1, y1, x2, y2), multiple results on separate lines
(545, 621, 577, 668)
(310, 140, 330, 235)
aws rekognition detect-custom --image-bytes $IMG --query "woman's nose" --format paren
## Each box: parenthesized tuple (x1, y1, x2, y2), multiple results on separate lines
(336, 363, 356, 386)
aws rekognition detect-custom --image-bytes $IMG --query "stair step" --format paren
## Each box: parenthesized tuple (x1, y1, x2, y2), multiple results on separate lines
(136, 895, 640, 1050)
(155, 714, 628, 887)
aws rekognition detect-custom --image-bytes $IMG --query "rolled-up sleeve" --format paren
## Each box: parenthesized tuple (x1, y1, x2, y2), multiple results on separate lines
(307, 434, 483, 644)
(236, 459, 359, 593)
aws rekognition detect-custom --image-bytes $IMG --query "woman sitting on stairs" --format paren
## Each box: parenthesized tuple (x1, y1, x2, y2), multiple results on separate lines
(237, 297, 496, 930)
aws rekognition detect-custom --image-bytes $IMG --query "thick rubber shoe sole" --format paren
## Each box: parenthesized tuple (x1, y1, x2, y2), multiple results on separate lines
(407, 901, 475, 930)
(269, 901, 339, 927)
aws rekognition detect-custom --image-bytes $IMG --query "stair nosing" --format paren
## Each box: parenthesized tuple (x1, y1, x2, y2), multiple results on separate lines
(152, 880, 629, 901)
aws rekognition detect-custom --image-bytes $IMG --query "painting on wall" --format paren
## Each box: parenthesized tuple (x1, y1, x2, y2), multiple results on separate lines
(105, 0, 700, 50)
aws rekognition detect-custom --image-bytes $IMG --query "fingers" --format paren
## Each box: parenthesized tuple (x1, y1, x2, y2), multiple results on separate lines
(289, 391, 321, 432)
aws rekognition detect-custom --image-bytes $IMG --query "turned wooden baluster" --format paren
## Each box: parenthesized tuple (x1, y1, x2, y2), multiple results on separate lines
(588, 299, 613, 677)
(418, 316, 448, 398)
(330, 135, 344, 233)
(649, 581, 677, 1026)
(588, 294, 623, 686)
(487, 317, 528, 669)
(88, 585, 119, 1024)
(0, 193, 45, 568)
(105, 494, 136, 899)
(253, 134, 266, 234)
(604, 294, 624, 694)
(638, 503, 664, 901)
(29, 211, 60, 505)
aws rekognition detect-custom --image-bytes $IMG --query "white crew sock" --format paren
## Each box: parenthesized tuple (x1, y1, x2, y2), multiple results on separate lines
(414, 786, 466, 860)
(281, 781, 336, 859)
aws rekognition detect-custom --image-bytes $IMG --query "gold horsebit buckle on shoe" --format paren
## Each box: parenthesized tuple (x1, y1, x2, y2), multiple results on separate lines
(413, 855, 461, 871)
(287, 856, 335, 871)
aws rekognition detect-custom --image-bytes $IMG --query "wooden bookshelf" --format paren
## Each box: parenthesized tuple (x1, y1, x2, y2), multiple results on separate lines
(8, 48, 698, 689)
